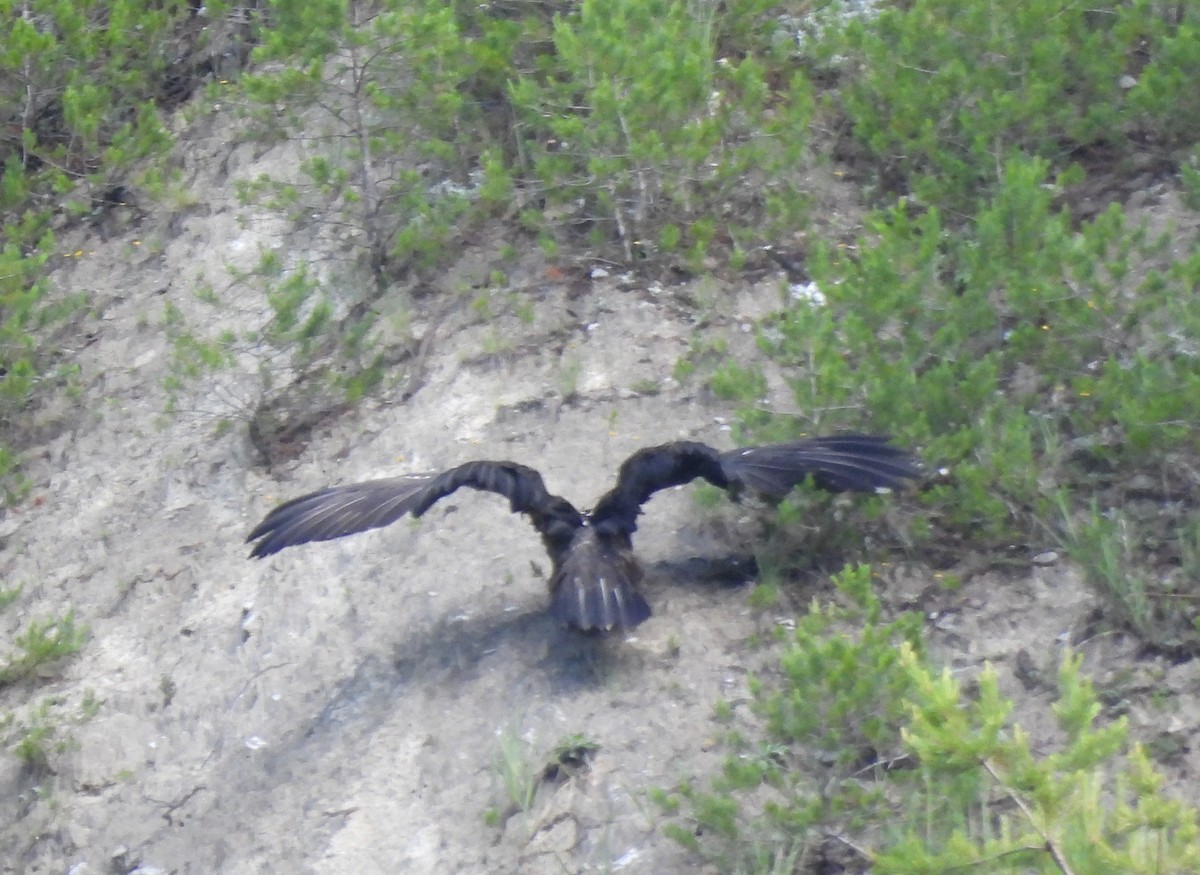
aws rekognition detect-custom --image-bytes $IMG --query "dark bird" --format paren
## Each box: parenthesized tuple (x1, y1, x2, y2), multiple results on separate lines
(247, 435, 919, 632)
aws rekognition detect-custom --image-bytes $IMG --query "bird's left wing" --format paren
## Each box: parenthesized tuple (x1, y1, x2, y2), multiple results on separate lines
(247, 461, 581, 558)
(719, 434, 921, 497)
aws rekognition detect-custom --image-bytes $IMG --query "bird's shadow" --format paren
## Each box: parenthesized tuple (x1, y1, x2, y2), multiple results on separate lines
(261, 603, 631, 778)
(260, 551, 760, 777)
(649, 552, 759, 592)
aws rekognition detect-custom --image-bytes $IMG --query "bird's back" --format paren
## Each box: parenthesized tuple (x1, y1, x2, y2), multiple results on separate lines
(547, 526, 650, 631)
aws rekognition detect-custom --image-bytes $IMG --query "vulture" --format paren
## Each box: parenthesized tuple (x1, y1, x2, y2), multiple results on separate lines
(247, 435, 919, 631)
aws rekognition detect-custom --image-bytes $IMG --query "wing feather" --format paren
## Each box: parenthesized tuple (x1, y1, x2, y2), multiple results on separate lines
(590, 441, 728, 534)
(590, 435, 919, 535)
(722, 435, 920, 497)
(247, 461, 582, 559)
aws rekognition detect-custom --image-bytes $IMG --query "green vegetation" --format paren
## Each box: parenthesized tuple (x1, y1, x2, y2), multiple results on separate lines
(487, 725, 539, 824)
(820, 0, 1200, 210)
(548, 732, 600, 779)
(722, 0, 1200, 651)
(2, 0, 1199, 867)
(509, 0, 812, 261)
(0, 612, 86, 687)
(0, 0, 249, 492)
(650, 1, 1199, 865)
(657, 565, 1200, 873)
(2, 690, 99, 773)
(485, 728, 598, 827)
(0, 585, 21, 612)
(160, 0, 818, 426)
(0, 585, 88, 772)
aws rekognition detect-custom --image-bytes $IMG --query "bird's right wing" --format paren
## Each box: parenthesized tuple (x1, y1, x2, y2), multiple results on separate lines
(247, 461, 582, 558)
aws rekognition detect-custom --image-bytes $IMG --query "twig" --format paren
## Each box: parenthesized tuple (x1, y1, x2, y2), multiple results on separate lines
(983, 758, 1077, 875)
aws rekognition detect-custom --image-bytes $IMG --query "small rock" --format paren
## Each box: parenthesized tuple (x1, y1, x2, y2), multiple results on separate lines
(932, 612, 958, 631)
(589, 267, 609, 279)
(526, 814, 580, 856)
(1032, 550, 1059, 566)
(1128, 473, 1156, 492)
(1119, 74, 1137, 90)
(612, 848, 642, 870)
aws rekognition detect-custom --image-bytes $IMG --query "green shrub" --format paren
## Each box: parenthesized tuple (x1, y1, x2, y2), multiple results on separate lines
(814, 0, 1199, 207)
(0, 0, 215, 486)
(875, 650, 1200, 874)
(752, 151, 1200, 646)
(0, 0, 181, 216)
(756, 0, 1200, 650)
(656, 564, 924, 869)
(0, 613, 87, 686)
(659, 566, 1200, 872)
(242, 0, 514, 282)
(168, 0, 530, 416)
(509, 0, 813, 262)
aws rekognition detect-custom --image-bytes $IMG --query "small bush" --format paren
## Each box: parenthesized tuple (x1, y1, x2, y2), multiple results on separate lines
(656, 564, 923, 869)
(509, 0, 813, 262)
(813, 0, 1200, 207)
(0, 613, 88, 686)
(658, 565, 1200, 872)
(753, 151, 1200, 647)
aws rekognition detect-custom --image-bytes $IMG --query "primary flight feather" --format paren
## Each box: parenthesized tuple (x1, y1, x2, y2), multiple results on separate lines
(247, 435, 919, 631)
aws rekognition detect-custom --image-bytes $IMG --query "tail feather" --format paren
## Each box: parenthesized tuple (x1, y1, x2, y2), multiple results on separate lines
(722, 435, 920, 498)
(548, 529, 650, 631)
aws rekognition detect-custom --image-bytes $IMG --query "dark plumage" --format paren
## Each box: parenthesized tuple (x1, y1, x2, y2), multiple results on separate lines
(247, 435, 919, 631)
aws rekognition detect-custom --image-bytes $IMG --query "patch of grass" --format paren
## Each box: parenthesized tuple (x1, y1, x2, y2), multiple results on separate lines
(1058, 498, 1200, 652)
(629, 378, 661, 396)
(0, 613, 87, 687)
(490, 727, 538, 821)
(547, 733, 600, 780)
(672, 337, 731, 385)
(0, 585, 21, 612)
(3, 690, 100, 774)
(487, 728, 601, 827)
(690, 482, 726, 510)
(557, 355, 582, 401)
(709, 360, 766, 404)
(11, 701, 68, 772)
(746, 581, 778, 611)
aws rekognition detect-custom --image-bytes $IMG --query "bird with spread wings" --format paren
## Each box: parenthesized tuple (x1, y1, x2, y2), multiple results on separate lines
(247, 435, 919, 631)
